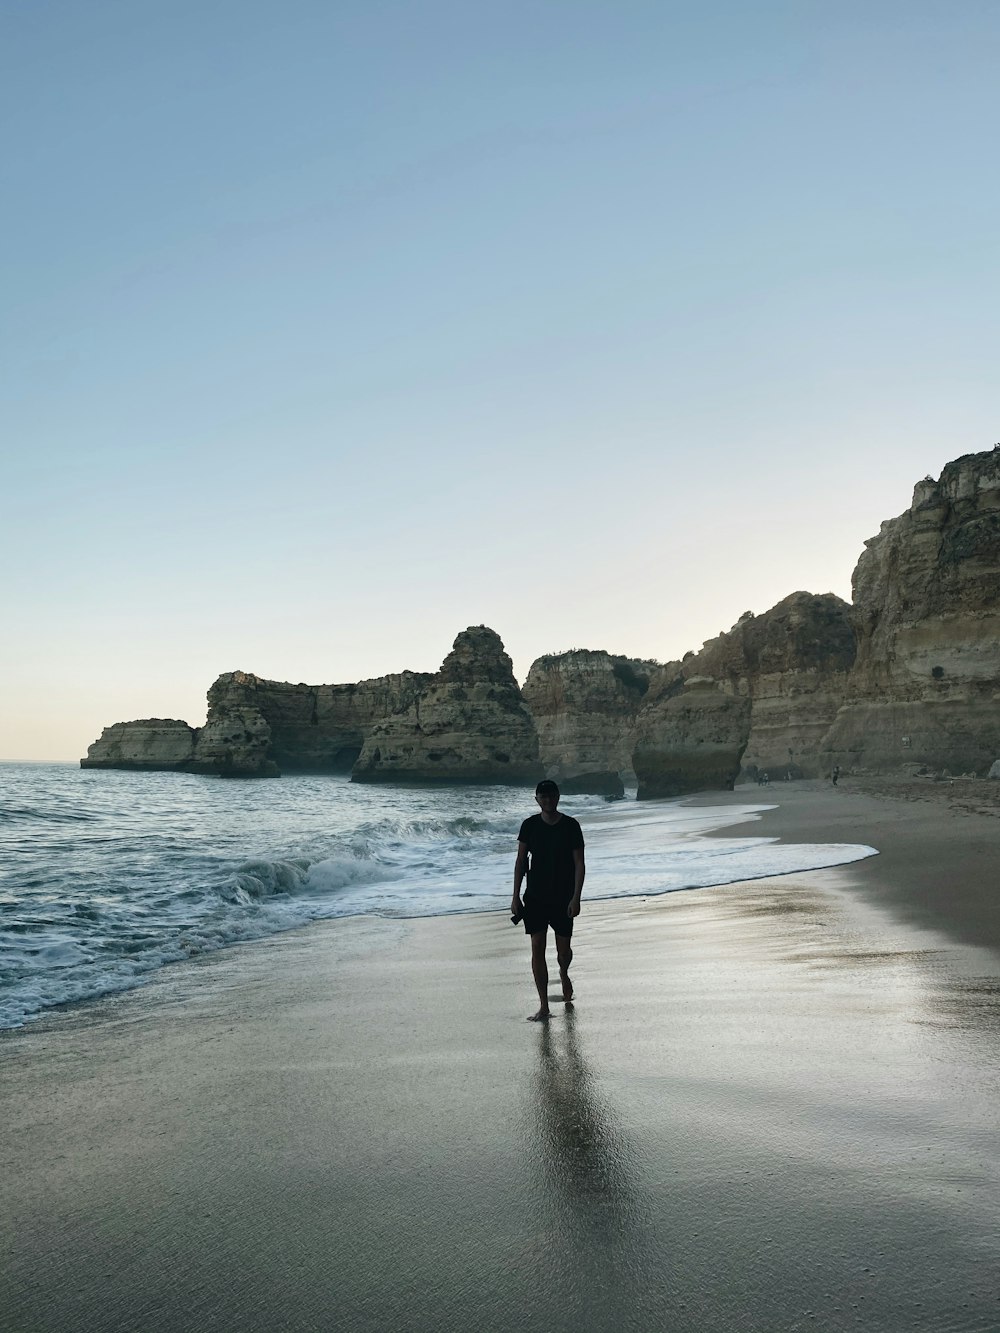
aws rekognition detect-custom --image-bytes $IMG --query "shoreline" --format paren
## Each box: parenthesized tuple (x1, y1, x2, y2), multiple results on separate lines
(5, 864, 999, 1331)
(6, 772, 1000, 1035)
(695, 776, 1000, 956)
(4, 778, 1000, 1330)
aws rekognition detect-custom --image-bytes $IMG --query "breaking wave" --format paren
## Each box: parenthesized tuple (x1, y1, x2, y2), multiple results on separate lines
(0, 767, 876, 1030)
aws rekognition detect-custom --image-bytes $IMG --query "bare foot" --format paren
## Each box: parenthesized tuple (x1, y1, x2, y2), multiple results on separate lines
(527, 1007, 550, 1022)
(560, 970, 573, 1002)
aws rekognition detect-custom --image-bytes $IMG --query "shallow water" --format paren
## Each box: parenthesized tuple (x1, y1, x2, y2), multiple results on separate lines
(0, 763, 876, 1029)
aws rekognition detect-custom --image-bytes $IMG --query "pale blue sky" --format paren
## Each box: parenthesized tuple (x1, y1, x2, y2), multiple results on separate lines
(3, 2, 998, 759)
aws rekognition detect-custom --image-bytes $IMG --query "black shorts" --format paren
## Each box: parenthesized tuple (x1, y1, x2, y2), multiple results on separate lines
(522, 896, 575, 937)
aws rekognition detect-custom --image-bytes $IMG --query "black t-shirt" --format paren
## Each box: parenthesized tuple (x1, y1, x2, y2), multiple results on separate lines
(517, 813, 584, 899)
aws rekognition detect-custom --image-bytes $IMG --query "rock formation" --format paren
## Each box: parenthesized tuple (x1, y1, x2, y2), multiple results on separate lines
(82, 670, 432, 778)
(633, 447, 1000, 795)
(198, 669, 432, 774)
(81, 445, 1000, 789)
(352, 626, 540, 785)
(822, 447, 1000, 774)
(521, 650, 660, 795)
(81, 719, 199, 771)
(632, 593, 855, 799)
(632, 668, 749, 800)
(738, 593, 856, 777)
(190, 700, 279, 778)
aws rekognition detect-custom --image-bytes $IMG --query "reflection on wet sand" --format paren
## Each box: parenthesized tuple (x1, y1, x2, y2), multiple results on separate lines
(524, 1008, 667, 1324)
(515, 885, 1000, 1330)
(533, 1010, 639, 1226)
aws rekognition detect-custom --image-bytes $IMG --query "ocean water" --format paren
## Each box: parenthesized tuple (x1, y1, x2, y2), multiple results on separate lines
(0, 763, 877, 1031)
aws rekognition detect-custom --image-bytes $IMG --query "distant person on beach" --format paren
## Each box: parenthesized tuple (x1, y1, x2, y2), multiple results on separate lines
(832, 765, 840, 786)
(511, 779, 585, 1022)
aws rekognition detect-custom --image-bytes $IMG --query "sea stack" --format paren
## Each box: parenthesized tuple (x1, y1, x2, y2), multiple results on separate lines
(351, 626, 540, 784)
(81, 719, 199, 771)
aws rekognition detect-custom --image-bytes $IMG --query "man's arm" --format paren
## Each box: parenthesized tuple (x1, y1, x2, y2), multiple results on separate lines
(512, 841, 529, 914)
(568, 847, 585, 917)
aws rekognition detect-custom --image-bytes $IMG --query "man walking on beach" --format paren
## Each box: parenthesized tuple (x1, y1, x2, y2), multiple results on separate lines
(511, 779, 585, 1022)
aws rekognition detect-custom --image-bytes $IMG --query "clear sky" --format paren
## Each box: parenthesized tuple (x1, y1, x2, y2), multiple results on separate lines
(3, 1, 998, 760)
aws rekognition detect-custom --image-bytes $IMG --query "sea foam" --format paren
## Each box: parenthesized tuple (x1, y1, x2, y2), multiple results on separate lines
(0, 766, 876, 1030)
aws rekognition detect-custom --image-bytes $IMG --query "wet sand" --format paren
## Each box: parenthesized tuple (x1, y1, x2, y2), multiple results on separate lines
(3, 785, 1000, 1332)
(697, 776, 1000, 954)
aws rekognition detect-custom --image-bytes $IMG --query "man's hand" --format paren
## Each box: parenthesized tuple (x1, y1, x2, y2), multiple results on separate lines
(567, 895, 581, 919)
(511, 895, 523, 917)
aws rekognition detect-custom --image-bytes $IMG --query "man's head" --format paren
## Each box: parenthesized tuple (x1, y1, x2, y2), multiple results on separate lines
(535, 778, 560, 813)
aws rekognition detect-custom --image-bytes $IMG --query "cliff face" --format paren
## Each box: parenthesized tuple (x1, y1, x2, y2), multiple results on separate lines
(632, 669, 750, 800)
(190, 702, 279, 778)
(738, 593, 856, 778)
(521, 650, 659, 795)
(81, 670, 433, 777)
(199, 669, 432, 773)
(633, 448, 1000, 796)
(82, 720, 199, 771)
(632, 592, 855, 798)
(81, 703, 280, 779)
(352, 626, 540, 785)
(823, 447, 1000, 773)
(80, 447, 1000, 787)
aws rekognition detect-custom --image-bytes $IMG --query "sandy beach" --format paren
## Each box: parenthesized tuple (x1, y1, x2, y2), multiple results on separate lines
(694, 776, 1000, 954)
(3, 782, 1000, 1332)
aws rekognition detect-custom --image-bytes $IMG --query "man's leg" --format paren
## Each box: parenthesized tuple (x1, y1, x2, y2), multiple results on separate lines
(528, 928, 549, 1021)
(555, 933, 573, 1002)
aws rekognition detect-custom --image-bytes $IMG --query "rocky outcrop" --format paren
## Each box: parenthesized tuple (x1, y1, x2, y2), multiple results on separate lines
(198, 669, 432, 773)
(521, 650, 659, 795)
(822, 447, 1000, 774)
(352, 626, 540, 785)
(80, 447, 1000, 788)
(738, 593, 856, 778)
(81, 670, 433, 777)
(190, 704, 279, 778)
(633, 670, 750, 800)
(81, 707, 279, 779)
(82, 720, 198, 770)
(633, 448, 1000, 797)
(632, 593, 855, 798)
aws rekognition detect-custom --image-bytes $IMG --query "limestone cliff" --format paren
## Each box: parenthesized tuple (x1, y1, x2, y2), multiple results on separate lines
(82, 720, 199, 771)
(199, 669, 432, 773)
(737, 593, 856, 778)
(632, 592, 855, 798)
(521, 650, 659, 795)
(822, 446, 1000, 773)
(81, 706, 279, 779)
(80, 447, 1000, 788)
(632, 669, 750, 800)
(633, 448, 1000, 795)
(81, 670, 433, 777)
(352, 626, 540, 785)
